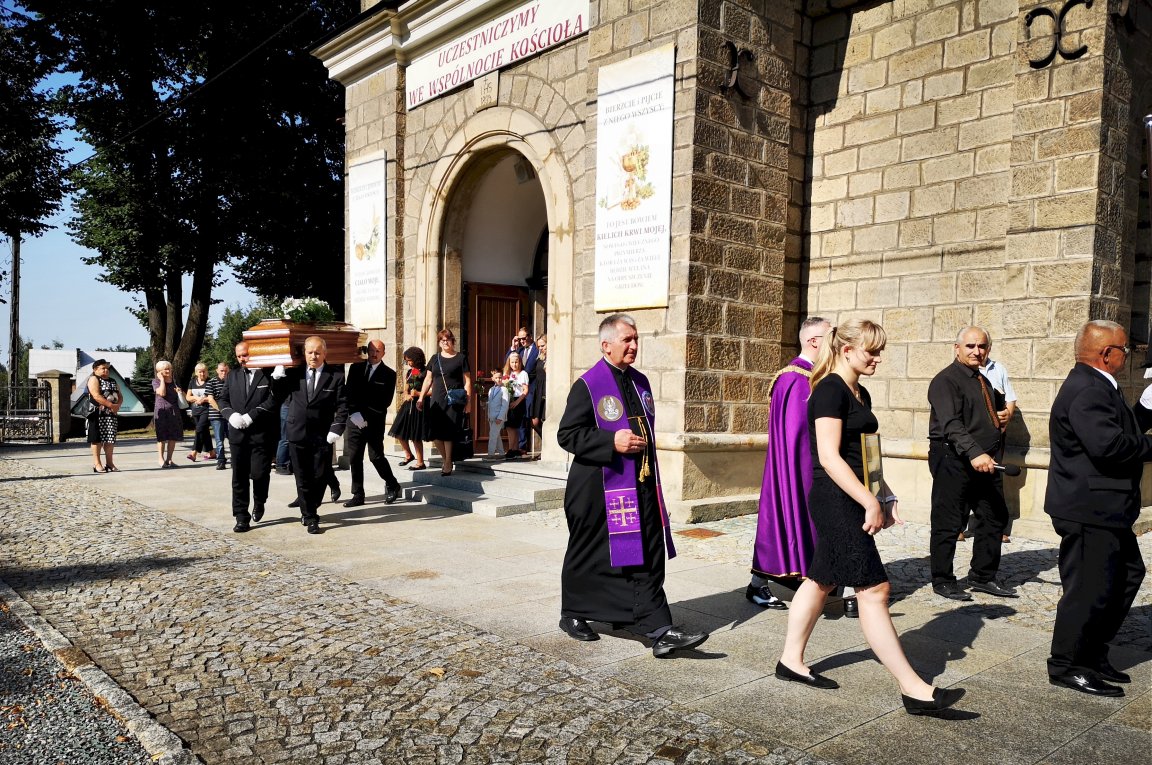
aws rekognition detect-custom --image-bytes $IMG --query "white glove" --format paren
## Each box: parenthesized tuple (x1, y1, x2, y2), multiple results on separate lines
(326, 431, 339, 445)
(1140, 383, 1152, 409)
(271, 365, 287, 379)
(228, 413, 245, 429)
(240, 413, 253, 428)
(349, 412, 367, 429)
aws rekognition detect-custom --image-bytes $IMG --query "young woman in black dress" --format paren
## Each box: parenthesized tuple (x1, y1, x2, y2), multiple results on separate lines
(774, 319, 966, 715)
(389, 346, 428, 470)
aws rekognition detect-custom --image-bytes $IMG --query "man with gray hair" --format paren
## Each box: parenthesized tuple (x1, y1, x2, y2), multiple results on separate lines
(556, 314, 708, 658)
(927, 326, 1015, 600)
(747, 316, 830, 612)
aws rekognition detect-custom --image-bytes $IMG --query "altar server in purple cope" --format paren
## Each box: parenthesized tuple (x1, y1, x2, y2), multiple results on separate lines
(556, 313, 708, 658)
(747, 316, 830, 613)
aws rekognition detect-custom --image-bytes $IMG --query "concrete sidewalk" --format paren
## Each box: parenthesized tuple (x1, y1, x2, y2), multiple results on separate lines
(0, 437, 1148, 764)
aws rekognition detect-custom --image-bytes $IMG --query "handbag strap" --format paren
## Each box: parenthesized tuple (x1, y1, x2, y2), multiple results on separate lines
(437, 354, 450, 395)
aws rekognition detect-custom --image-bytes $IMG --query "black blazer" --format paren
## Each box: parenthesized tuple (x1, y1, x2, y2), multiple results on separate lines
(217, 367, 278, 445)
(275, 364, 348, 444)
(345, 361, 397, 424)
(1046, 363, 1152, 527)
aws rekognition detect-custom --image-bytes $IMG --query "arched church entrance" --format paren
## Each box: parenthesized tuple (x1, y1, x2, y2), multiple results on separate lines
(439, 148, 548, 454)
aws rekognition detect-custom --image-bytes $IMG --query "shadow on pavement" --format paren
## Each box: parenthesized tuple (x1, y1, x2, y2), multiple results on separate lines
(0, 555, 205, 587)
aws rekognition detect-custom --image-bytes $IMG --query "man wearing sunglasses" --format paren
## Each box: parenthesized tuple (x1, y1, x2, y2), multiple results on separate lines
(927, 326, 1015, 601)
(1046, 320, 1151, 696)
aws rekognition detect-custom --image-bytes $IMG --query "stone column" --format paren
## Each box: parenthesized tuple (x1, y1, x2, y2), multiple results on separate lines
(36, 370, 73, 443)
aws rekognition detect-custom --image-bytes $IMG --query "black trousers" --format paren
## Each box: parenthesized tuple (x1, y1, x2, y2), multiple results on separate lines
(230, 439, 270, 521)
(1048, 517, 1145, 676)
(346, 418, 399, 497)
(290, 440, 332, 522)
(928, 442, 1009, 585)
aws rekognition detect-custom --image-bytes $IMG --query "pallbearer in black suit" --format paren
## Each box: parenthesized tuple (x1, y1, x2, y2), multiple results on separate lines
(556, 313, 707, 658)
(218, 342, 279, 533)
(272, 336, 348, 535)
(1046, 320, 1151, 697)
(344, 339, 403, 507)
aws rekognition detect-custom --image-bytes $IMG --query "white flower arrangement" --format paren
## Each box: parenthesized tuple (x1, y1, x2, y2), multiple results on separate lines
(281, 297, 337, 324)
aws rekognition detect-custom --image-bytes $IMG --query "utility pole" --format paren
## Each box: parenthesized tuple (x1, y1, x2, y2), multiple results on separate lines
(7, 232, 19, 390)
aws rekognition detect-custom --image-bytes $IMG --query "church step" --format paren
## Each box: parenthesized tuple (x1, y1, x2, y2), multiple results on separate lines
(404, 484, 564, 517)
(407, 465, 566, 503)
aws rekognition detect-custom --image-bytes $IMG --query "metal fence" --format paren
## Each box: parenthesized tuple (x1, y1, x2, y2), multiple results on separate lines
(0, 383, 54, 444)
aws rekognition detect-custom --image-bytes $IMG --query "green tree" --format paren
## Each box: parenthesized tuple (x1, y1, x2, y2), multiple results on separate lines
(16, 1, 356, 385)
(199, 300, 278, 369)
(0, 10, 67, 294)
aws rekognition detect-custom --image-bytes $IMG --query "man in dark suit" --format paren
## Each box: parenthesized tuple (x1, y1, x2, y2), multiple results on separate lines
(218, 342, 279, 533)
(508, 327, 539, 457)
(343, 339, 403, 507)
(1046, 320, 1151, 697)
(273, 335, 348, 535)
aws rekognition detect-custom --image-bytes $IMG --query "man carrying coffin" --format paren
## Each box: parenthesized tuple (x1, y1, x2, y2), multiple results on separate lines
(556, 313, 708, 658)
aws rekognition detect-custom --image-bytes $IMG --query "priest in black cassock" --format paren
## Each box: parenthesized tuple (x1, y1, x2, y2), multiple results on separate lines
(557, 313, 708, 658)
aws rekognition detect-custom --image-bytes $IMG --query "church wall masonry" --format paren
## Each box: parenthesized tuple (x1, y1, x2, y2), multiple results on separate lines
(319, 1, 1152, 535)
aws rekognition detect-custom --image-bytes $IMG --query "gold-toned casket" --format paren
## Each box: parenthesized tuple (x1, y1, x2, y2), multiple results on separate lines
(241, 319, 366, 367)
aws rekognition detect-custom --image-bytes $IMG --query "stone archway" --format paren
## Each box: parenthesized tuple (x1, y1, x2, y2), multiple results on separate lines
(413, 106, 577, 462)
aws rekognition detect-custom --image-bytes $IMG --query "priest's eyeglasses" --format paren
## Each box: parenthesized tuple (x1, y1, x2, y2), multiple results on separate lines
(1104, 344, 1131, 355)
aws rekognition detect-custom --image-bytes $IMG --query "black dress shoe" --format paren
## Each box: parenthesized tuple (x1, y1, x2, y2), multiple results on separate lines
(843, 596, 859, 618)
(933, 581, 973, 601)
(774, 661, 839, 689)
(343, 496, 365, 508)
(288, 498, 302, 509)
(652, 627, 708, 658)
(252, 503, 265, 523)
(558, 617, 600, 642)
(216, 462, 226, 471)
(968, 579, 1018, 598)
(745, 584, 788, 610)
(233, 522, 250, 533)
(384, 486, 401, 504)
(306, 520, 322, 535)
(902, 687, 966, 714)
(1096, 664, 1131, 684)
(1049, 671, 1124, 697)
(330, 488, 341, 504)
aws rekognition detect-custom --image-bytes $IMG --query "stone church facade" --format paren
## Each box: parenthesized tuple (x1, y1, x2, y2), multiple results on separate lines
(314, 0, 1152, 539)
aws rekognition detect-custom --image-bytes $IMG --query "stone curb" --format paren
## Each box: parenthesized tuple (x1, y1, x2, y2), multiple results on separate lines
(0, 580, 203, 765)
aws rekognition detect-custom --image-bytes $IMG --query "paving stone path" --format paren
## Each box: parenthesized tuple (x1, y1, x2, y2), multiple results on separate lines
(0, 457, 827, 765)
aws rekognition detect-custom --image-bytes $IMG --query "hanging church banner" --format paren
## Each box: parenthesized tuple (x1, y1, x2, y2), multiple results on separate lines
(406, 0, 588, 109)
(593, 43, 675, 311)
(348, 155, 388, 328)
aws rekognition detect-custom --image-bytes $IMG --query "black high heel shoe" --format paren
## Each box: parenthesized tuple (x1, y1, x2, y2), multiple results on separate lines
(92, 466, 104, 474)
(398, 457, 414, 466)
(902, 687, 965, 715)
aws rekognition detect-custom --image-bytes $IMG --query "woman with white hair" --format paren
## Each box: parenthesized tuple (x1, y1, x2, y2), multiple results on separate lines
(152, 360, 184, 468)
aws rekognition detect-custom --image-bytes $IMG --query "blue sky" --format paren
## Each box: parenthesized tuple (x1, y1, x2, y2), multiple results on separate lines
(0, 125, 258, 359)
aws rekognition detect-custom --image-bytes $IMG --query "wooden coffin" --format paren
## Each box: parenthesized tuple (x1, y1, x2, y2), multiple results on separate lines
(241, 319, 367, 367)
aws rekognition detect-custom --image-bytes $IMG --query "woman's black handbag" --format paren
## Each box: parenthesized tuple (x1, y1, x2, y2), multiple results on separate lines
(455, 423, 474, 461)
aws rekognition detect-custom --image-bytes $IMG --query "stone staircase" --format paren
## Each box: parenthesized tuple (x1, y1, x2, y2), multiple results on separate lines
(402, 458, 569, 517)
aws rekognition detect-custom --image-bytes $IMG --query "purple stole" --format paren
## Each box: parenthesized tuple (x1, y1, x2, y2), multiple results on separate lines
(579, 359, 676, 567)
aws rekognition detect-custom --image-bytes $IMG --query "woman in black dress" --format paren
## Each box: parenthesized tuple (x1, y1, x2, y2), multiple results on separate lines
(774, 319, 966, 716)
(389, 346, 428, 470)
(417, 329, 472, 476)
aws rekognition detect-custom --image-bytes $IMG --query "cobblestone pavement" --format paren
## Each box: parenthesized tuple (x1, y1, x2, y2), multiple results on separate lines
(0, 456, 828, 765)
